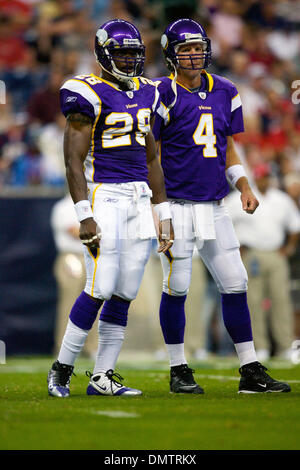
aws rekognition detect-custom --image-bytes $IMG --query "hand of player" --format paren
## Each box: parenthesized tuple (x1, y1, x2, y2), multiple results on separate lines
(79, 218, 101, 248)
(158, 219, 174, 253)
(240, 189, 259, 214)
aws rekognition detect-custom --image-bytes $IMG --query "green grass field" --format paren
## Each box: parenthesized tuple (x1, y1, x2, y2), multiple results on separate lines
(0, 356, 300, 450)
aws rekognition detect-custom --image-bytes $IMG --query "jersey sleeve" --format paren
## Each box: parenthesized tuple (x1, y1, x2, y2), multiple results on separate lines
(60, 79, 100, 121)
(227, 84, 244, 136)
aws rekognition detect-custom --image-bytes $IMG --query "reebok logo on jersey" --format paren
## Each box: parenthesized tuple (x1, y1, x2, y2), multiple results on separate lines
(103, 198, 119, 203)
(66, 96, 77, 103)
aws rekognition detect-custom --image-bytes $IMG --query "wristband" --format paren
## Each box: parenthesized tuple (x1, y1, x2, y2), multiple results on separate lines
(153, 202, 172, 221)
(74, 200, 93, 222)
(226, 164, 246, 187)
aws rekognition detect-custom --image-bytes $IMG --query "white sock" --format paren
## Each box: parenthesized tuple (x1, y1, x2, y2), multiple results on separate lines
(166, 343, 187, 367)
(234, 341, 257, 367)
(57, 319, 89, 366)
(93, 320, 125, 374)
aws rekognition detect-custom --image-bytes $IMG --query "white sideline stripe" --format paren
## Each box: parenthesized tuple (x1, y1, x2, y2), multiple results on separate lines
(91, 410, 140, 418)
(0, 365, 47, 373)
(197, 374, 239, 381)
(196, 374, 300, 384)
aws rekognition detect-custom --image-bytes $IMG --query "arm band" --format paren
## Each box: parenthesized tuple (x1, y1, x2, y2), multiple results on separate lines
(226, 164, 247, 187)
(74, 200, 93, 222)
(153, 202, 172, 221)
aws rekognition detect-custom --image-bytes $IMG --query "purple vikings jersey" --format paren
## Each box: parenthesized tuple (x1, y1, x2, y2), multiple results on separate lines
(152, 70, 244, 201)
(60, 74, 160, 183)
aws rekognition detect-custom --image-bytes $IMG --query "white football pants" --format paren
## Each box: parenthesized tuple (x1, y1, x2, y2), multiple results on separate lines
(84, 182, 155, 301)
(161, 200, 248, 296)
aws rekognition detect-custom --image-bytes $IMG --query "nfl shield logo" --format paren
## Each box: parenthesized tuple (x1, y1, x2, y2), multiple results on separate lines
(199, 92, 206, 100)
(126, 91, 134, 99)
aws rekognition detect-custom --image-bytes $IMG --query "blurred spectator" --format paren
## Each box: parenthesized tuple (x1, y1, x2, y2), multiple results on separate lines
(161, 0, 198, 24)
(226, 163, 300, 361)
(0, 13, 30, 68)
(231, 62, 269, 134)
(243, 0, 287, 30)
(0, 47, 49, 113)
(266, 28, 300, 62)
(284, 172, 300, 209)
(210, 0, 244, 55)
(51, 193, 98, 359)
(27, 68, 64, 126)
(0, 113, 43, 186)
(37, 113, 66, 186)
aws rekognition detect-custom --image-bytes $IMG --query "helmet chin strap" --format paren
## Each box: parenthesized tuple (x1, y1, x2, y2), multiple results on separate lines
(166, 40, 205, 114)
(103, 49, 139, 88)
(166, 66, 178, 115)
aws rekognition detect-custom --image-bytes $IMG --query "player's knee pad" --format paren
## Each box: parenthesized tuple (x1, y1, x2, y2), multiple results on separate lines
(220, 267, 248, 294)
(115, 282, 140, 301)
(85, 282, 116, 302)
(84, 247, 119, 300)
(115, 258, 149, 301)
(163, 271, 190, 296)
(214, 250, 248, 294)
(99, 297, 130, 327)
(161, 252, 192, 297)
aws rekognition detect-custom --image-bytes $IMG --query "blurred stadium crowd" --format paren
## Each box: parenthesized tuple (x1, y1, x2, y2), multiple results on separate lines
(0, 0, 300, 192)
(1, 0, 300, 358)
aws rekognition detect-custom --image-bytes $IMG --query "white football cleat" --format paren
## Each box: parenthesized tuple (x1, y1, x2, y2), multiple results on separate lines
(86, 369, 142, 396)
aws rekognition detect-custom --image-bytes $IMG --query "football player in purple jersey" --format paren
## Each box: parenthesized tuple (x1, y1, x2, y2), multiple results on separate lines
(47, 19, 174, 398)
(152, 18, 291, 394)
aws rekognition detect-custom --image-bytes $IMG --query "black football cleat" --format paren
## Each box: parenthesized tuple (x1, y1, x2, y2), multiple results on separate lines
(170, 364, 204, 394)
(47, 360, 74, 397)
(238, 361, 291, 394)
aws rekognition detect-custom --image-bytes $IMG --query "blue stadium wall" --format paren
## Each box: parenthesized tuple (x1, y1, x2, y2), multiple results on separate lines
(0, 195, 61, 356)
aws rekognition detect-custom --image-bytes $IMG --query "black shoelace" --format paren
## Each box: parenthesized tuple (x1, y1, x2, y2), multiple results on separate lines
(240, 362, 272, 381)
(53, 365, 74, 386)
(174, 365, 195, 382)
(106, 370, 124, 389)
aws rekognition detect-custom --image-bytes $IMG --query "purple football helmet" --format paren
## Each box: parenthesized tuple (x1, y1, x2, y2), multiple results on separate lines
(95, 19, 145, 82)
(161, 18, 212, 71)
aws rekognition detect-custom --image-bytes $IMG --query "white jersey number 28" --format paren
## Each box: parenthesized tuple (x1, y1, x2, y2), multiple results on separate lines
(102, 109, 151, 148)
(192, 113, 217, 157)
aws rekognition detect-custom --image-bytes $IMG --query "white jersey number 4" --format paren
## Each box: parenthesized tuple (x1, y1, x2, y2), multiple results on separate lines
(192, 113, 217, 158)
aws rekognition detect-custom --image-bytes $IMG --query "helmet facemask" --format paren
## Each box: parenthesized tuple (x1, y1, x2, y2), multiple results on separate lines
(174, 38, 211, 70)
